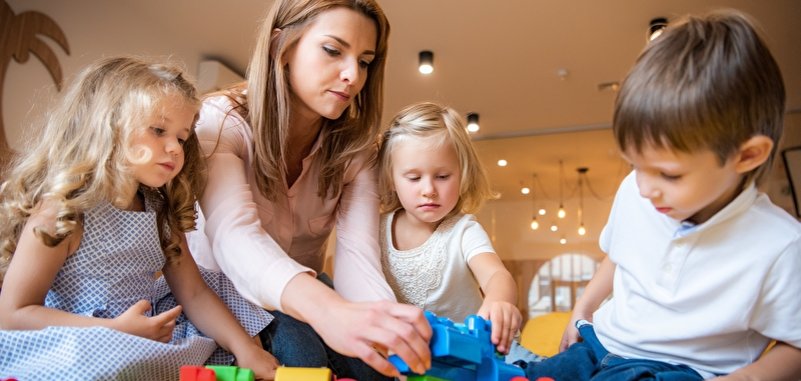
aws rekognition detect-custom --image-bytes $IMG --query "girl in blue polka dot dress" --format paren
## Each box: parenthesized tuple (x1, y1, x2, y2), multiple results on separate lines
(0, 57, 277, 380)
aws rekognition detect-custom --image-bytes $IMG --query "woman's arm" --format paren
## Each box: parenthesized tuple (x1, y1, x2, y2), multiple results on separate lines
(0, 206, 180, 341)
(332, 151, 395, 302)
(162, 234, 278, 380)
(469, 252, 521, 354)
(194, 98, 313, 310)
(560, 256, 615, 352)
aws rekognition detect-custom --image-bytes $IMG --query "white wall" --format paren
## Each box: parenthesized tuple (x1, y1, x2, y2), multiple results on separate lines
(3, 0, 202, 147)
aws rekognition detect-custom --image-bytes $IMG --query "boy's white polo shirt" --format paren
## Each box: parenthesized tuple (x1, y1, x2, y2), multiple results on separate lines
(594, 172, 801, 378)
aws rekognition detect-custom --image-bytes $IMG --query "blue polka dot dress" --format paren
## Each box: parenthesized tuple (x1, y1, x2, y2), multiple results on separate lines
(0, 191, 273, 380)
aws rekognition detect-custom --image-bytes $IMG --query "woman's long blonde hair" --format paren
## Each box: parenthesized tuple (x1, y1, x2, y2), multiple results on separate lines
(222, 0, 389, 200)
(0, 56, 205, 283)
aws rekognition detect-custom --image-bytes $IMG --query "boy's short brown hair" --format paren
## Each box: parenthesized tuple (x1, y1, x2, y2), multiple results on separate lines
(613, 9, 785, 185)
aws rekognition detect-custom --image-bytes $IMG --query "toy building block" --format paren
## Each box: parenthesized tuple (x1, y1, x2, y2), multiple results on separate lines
(389, 311, 526, 381)
(180, 365, 216, 381)
(206, 365, 255, 381)
(179, 365, 254, 381)
(274, 366, 332, 381)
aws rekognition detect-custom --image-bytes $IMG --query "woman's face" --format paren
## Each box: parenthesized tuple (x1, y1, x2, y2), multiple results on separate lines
(284, 7, 377, 122)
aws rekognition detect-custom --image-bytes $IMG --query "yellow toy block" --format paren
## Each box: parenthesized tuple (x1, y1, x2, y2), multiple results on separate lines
(274, 366, 332, 381)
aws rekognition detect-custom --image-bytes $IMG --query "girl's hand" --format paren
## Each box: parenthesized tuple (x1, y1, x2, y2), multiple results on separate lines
(233, 339, 279, 381)
(559, 312, 590, 352)
(113, 300, 182, 342)
(477, 300, 522, 354)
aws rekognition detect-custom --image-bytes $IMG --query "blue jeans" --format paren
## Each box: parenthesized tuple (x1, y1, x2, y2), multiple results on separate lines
(257, 274, 391, 381)
(523, 321, 704, 381)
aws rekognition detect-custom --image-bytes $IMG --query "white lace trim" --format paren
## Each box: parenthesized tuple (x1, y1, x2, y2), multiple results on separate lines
(381, 211, 461, 308)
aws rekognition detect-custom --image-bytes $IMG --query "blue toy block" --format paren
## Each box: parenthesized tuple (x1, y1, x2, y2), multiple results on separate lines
(389, 311, 526, 381)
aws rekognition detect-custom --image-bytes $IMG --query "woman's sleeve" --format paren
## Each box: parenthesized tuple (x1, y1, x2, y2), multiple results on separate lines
(194, 99, 312, 311)
(331, 151, 396, 302)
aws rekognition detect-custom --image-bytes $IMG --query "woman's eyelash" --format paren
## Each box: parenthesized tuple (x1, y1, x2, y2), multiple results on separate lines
(323, 46, 340, 56)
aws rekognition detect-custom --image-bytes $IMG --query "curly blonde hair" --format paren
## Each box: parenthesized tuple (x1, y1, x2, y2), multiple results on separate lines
(0, 56, 205, 284)
(378, 102, 496, 216)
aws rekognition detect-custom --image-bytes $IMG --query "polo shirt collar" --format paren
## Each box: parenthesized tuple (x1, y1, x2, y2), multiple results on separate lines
(674, 182, 758, 237)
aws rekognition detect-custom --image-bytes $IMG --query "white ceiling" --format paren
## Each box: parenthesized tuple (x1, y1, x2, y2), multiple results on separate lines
(3, 0, 798, 257)
(122, 0, 801, 204)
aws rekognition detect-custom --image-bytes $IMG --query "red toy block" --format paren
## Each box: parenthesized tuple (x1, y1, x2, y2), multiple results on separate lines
(180, 365, 216, 381)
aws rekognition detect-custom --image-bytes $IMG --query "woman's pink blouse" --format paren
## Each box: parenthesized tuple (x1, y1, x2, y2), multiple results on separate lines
(188, 96, 395, 311)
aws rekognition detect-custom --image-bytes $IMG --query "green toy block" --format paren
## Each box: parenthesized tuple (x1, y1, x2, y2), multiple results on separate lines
(205, 365, 255, 381)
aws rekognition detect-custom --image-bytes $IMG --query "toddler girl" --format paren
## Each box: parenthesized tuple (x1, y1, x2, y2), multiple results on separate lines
(377, 102, 540, 363)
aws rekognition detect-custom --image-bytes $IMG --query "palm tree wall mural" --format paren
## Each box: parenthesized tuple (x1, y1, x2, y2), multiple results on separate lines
(0, 0, 70, 169)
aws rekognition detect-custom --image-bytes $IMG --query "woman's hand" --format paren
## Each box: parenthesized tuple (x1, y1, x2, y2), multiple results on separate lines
(477, 300, 522, 354)
(311, 300, 432, 378)
(112, 300, 182, 342)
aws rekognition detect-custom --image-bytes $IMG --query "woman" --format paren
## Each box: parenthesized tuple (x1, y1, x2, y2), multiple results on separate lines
(188, 0, 431, 378)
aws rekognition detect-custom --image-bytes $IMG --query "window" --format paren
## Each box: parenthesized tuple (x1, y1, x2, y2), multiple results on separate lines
(528, 253, 599, 318)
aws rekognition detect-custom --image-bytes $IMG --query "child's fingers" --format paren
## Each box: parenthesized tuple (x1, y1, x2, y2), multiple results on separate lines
(490, 312, 505, 346)
(129, 299, 152, 315)
(495, 311, 513, 352)
(153, 305, 183, 324)
(157, 331, 173, 343)
(157, 318, 177, 343)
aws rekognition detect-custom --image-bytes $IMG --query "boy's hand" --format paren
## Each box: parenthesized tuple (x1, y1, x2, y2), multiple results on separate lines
(478, 300, 522, 354)
(113, 299, 182, 343)
(560, 312, 590, 352)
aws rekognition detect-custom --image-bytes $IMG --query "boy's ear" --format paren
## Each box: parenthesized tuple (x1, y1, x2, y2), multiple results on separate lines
(734, 135, 774, 174)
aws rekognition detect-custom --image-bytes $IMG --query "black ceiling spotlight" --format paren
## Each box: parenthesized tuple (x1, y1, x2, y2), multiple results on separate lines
(418, 50, 433, 74)
(648, 17, 668, 41)
(466, 112, 479, 133)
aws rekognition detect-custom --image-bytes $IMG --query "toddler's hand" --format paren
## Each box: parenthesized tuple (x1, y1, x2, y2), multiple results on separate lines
(233, 340, 279, 381)
(113, 299, 182, 343)
(477, 300, 522, 354)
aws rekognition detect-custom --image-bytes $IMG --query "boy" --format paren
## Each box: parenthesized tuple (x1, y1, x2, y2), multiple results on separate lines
(524, 10, 801, 380)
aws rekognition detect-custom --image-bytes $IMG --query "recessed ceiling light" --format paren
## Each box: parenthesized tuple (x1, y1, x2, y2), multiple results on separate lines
(466, 113, 480, 132)
(419, 51, 434, 74)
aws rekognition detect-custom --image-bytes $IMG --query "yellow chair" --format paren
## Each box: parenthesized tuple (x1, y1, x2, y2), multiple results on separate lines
(520, 312, 571, 357)
(521, 314, 776, 359)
